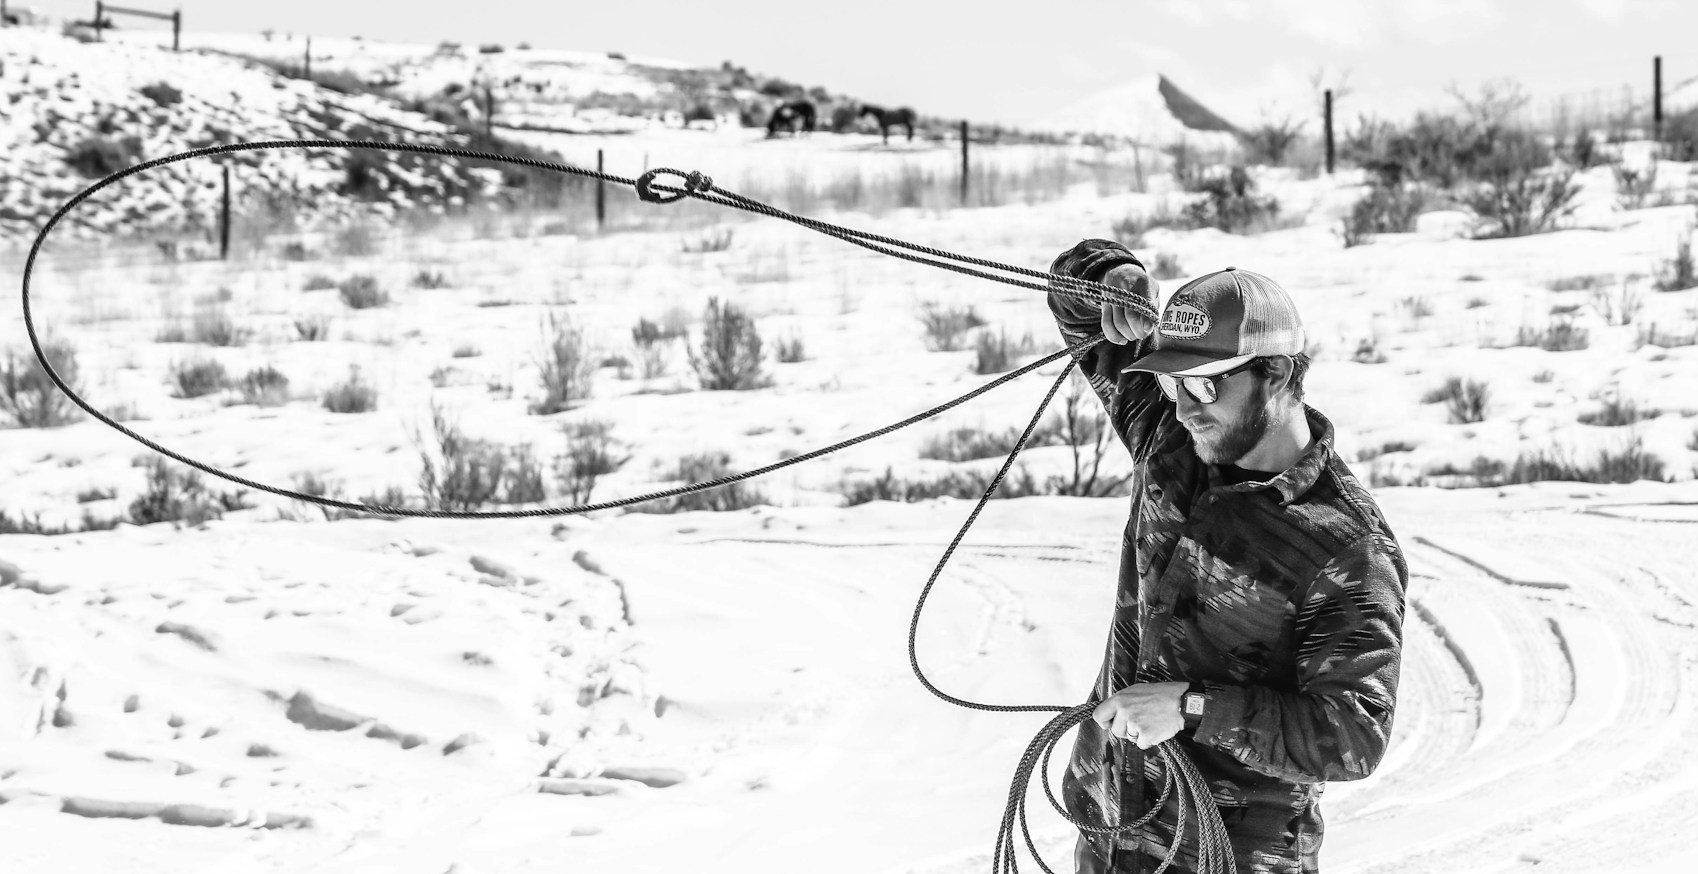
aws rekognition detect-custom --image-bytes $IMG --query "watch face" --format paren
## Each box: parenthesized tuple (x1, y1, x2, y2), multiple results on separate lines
(1184, 694, 1205, 716)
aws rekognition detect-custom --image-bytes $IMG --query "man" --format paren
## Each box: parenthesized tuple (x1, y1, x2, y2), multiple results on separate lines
(1046, 239, 1408, 874)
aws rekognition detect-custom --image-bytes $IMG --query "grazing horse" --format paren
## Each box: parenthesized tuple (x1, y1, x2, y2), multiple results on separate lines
(859, 104, 916, 144)
(766, 100, 816, 137)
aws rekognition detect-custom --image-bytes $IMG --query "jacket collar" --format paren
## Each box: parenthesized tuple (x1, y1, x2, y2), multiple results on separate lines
(1205, 405, 1335, 506)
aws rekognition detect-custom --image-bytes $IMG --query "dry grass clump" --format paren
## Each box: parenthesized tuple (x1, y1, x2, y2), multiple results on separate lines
(322, 366, 377, 413)
(1340, 182, 1427, 247)
(303, 274, 337, 291)
(1508, 319, 1589, 352)
(168, 358, 228, 399)
(1653, 232, 1695, 292)
(972, 329, 1038, 374)
(237, 365, 290, 407)
(412, 269, 450, 289)
(1576, 392, 1656, 427)
(1588, 280, 1644, 326)
(1147, 252, 1184, 280)
(628, 451, 768, 513)
(127, 457, 255, 527)
(531, 309, 597, 414)
(1422, 377, 1491, 424)
(681, 227, 735, 253)
(294, 315, 331, 341)
(1, 337, 84, 428)
(191, 307, 251, 346)
(338, 275, 390, 309)
(774, 336, 806, 363)
(919, 302, 987, 352)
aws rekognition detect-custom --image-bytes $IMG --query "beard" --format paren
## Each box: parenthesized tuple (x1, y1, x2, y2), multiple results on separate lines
(1186, 382, 1273, 466)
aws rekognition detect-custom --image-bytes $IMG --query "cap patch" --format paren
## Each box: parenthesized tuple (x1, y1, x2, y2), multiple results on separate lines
(1159, 301, 1211, 340)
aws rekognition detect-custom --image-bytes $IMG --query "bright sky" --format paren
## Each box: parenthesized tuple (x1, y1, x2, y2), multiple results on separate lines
(12, 0, 1692, 127)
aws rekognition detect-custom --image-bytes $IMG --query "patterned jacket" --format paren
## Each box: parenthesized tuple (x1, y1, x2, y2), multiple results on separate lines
(1048, 240, 1408, 874)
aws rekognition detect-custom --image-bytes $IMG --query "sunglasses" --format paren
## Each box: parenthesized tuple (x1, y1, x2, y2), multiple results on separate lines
(1155, 358, 1261, 404)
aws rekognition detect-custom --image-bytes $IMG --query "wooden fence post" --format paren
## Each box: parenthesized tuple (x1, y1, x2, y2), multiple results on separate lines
(1654, 55, 1663, 143)
(220, 163, 231, 260)
(2, 0, 10, 28)
(1324, 89, 1335, 175)
(596, 149, 605, 230)
(172, 9, 179, 51)
(304, 36, 311, 78)
(959, 120, 969, 205)
(484, 86, 493, 139)
(94, 1, 103, 40)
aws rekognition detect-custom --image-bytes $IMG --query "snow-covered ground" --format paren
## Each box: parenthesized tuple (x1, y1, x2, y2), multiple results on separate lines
(5, 23, 1698, 874)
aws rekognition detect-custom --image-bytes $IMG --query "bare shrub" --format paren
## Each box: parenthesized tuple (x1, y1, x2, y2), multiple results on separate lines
(412, 269, 449, 289)
(452, 344, 480, 358)
(338, 275, 389, 309)
(322, 366, 377, 413)
(1497, 439, 1665, 485)
(681, 227, 735, 253)
(1, 338, 84, 428)
(1508, 319, 1589, 352)
(689, 297, 767, 390)
(973, 329, 1037, 375)
(1111, 200, 1181, 246)
(1547, 274, 1606, 292)
(531, 309, 596, 414)
(840, 465, 1045, 506)
(1352, 336, 1388, 364)
(1178, 166, 1282, 234)
(1577, 391, 1656, 426)
(1635, 322, 1698, 349)
(192, 307, 250, 346)
(238, 365, 290, 406)
(413, 401, 548, 511)
(1654, 232, 1695, 292)
(918, 302, 986, 352)
(1238, 116, 1307, 166)
(553, 420, 631, 505)
(775, 336, 806, 363)
(1148, 252, 1184, 280)
(65, 134, 143, 178)
(1589, 279, 1644, 326)
(1465, 132, 1580, 238)
(333, 221, 380, 257)
(1613, 160, 1659, 210)
(1047, 372, 1133, 497)
(1340, 182, 1426, 247)
(169, 358, 228, 399)
(294, 315, 331, 341)
(303, 274, 337, 291)
(127, 457, 254, 527)
(630, 451, 768, 513)
(919, 421, 1064, 463)
(1422, 377, 1491, 424)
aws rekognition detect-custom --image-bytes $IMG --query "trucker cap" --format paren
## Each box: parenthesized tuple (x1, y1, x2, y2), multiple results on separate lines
(1122, 266, 1306, 377)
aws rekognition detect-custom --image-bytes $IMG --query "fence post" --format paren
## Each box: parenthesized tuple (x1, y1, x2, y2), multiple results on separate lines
(959, 120, 969, 205)
(596, 149, 605, 230)
(94, 1, 103, 40)
(220, 163, 231, 260)
(1654, 55, 1663, 143)
(1324, 89, 1335, 175)
(484, 86, 493, 139)
(172, 10, 180, 51)
(2, 0, 9, 28)
(304, 36, 311, 78)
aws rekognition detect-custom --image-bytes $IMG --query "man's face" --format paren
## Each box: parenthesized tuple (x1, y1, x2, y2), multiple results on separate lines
(1173, 367, 1272, 466)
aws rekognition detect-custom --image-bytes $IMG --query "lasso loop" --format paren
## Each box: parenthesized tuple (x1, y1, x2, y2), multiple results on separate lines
(18, 138, 1226, 873)
(634, 167, 714, 203)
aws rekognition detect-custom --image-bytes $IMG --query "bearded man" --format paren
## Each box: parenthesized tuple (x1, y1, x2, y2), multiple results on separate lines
(1047, 239, 1408, 874)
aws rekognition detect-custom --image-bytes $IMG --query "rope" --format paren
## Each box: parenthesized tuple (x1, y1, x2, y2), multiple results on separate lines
(16, 139, 1228, 873)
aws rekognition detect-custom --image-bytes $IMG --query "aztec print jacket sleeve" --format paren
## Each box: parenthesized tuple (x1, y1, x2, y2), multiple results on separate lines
(1193, 533, 1406, 783)
(1045, 239, 1182, 463)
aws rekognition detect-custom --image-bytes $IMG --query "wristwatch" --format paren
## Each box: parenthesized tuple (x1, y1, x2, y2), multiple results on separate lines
(1181, 681, 1208, 729)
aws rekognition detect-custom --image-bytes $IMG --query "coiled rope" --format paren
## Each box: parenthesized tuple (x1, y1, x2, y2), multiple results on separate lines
(18, 139, 1232, 874)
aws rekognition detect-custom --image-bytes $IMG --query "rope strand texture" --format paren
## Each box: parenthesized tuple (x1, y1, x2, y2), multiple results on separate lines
(18, 139, 1229, 874)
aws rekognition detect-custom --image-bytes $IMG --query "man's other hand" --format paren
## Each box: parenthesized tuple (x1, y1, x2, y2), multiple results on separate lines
(1092, 680, 1188, 749)
(1099, 263, 1158, 346)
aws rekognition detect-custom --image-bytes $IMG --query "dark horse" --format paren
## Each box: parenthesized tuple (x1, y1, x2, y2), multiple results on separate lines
(859, 104, 916, 144)
(766, 100, 816, 137)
